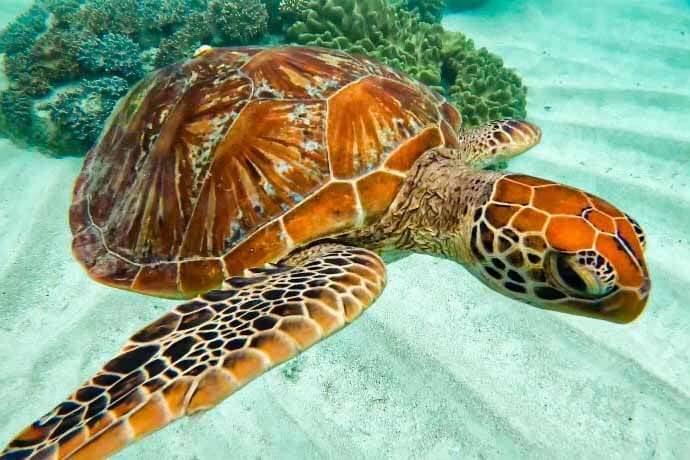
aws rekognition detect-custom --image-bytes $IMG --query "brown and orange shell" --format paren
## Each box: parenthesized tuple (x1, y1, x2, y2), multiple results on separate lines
(69, 46, 461, 298)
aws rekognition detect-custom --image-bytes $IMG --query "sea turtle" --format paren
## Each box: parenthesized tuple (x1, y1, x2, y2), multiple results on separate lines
(2, 46, 650, 459)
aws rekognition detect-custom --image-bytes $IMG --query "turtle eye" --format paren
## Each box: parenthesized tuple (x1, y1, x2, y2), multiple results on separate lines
(555, 255, 587, 292)
(546, 252, 613, 299)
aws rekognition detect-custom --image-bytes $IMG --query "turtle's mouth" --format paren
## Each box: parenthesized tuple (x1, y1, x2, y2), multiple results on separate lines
(539, 250, 649, 323)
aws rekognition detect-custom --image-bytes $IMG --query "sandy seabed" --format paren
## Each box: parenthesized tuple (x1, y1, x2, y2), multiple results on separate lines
(1, 0, 689, 458)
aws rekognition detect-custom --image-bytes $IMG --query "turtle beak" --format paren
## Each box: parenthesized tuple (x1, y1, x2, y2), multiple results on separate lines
(599, 278, 651, 324)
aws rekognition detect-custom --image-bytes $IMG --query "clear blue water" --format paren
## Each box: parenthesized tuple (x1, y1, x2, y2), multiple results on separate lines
(0, 1, 689, 459)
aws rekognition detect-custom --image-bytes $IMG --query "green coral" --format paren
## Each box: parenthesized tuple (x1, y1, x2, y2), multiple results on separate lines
(153, 11, 211, 67)
(43, 0, 82, 26)
(442, 31, 526, 127)
(287, 0, 445, 89)
(41, 77, 130, 151)
(208, 0, 269, 45)
(4, 28, 87, 97)
(278, 0, 310, 22)
(0, 89, 41, 146)
(397, 0, 444, 24)
(73, 0, 144, 37)
(0, 3, 48, 55)
(77, 33, 144, 81)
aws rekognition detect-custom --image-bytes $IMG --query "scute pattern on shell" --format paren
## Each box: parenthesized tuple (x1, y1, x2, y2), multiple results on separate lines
(69, 46, 461, 297)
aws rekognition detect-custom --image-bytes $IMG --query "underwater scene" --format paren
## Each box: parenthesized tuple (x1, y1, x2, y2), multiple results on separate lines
(0, 0, 688, 458)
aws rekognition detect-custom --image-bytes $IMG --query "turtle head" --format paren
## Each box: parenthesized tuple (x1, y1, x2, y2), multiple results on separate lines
(468, 173, 650, 323)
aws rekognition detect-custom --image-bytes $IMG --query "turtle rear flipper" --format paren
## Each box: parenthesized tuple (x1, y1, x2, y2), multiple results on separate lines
(1, 244, 386, 460)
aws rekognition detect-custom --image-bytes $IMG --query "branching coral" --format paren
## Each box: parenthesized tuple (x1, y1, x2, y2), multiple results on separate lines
(73, 0, 144, 37)
(43, 0, 81, 26)
(77, 33, 143, 81)
(279, 0, 310, 20)
(0, 3, 48, 55)
(4, 28, 87, 97)
(0, 89, 41, 146)
(153, 11, 211, 67)
(0, 0, 275, 155)
(41, 76, 130, 151)
(208, 0, 269, 45)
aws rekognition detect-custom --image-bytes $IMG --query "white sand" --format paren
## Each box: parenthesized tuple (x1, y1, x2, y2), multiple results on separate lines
(1, 0, 689, 458)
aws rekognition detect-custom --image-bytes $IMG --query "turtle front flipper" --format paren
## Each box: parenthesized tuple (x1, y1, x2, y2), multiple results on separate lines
(458, 119, 542, 169)
(1, 244, 386, 460)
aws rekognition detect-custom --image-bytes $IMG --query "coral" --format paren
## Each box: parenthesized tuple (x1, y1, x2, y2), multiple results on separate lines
(153, 11, 211, 67)
(139, 0, 196, 32)
(0, 89, 41, 146)
(442, 31, 526, 127)
(41, 77, 131, 151)
(279, 0, 310, 19)
(77, 33, 144, 81)
(208, 0, 269, 45)
(398, 0, 444, 24)
(44, 0, 82, 26)
(4, 28, 87, 96)
(0, 3, 48, 55)
(73, 0, 143, 37)
(287, 0, 445, 89)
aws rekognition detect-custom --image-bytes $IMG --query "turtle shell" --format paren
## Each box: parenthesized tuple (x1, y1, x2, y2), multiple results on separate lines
(70, 46, 462, 298)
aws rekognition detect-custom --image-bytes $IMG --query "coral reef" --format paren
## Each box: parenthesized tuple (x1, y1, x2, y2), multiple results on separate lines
(77, 33, 143, 81)
(41, 77, 131, 152)
(208, 0, 269, 45)
(153, 11, 210, 68)
(278, 0, 311, 24)
(442, 31, 526, 126)
(0, 89, 40, 146)
(0, 0, 527, 155)
(398, 0, 444, 24)
(287, 0, 445, 89)
(0, 3, 48, 55)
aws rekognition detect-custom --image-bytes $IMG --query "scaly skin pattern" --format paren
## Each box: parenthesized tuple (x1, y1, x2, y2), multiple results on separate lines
(468, 173, 649, 323)
(351, 148, 650, 323)
(1, 245, 386, 460)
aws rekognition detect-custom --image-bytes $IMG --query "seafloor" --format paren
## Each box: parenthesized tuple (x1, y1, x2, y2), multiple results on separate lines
(1, 0, 689, 458)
